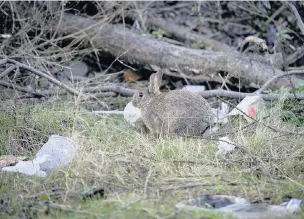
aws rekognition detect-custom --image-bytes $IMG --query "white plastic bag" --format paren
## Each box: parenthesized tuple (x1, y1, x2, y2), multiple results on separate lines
(123, 102, 142, 126)
(216, 137, 236, 156)
(1, 135, 76, 177)
(228, 95, 263, 121)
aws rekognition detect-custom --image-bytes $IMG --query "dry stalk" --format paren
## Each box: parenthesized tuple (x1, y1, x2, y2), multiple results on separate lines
(0, 57, 87, 98)
(287, 3, 304, 35)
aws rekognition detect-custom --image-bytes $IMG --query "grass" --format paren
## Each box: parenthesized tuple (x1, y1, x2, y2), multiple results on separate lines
(0, 99, 304, 218)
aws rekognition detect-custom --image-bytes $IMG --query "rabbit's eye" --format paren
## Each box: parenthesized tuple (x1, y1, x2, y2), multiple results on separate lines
(138, 92, 144, 97)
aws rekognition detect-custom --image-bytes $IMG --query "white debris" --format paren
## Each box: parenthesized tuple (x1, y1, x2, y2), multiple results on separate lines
(182, 85, 206, 93)
(228, 95, 263, 121)
(212, 102, 229, 124)
(0, 34, 12, 39)
(92, 102, 141, 127)
(92, 111, 124, 115)
(1, 160, 47, 177)
(286, 198, 303, 213)
(123, 102, 142, 126)
(216, 137, 236, 155)
(1, 135, 76, 178)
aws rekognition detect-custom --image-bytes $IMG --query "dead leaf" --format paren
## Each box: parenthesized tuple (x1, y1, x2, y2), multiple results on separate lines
(124, 70, 141, 82)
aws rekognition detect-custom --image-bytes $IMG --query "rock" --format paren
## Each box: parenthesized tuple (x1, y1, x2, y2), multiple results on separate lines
(63, 61, 89, 79)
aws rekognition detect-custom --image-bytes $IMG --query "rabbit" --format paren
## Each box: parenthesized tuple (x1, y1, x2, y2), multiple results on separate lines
(131, 70, 214, 136)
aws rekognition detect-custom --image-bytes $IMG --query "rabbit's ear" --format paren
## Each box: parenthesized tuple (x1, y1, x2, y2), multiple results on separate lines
(148, 73, 156, 94)
(154, 70, 163, 86)
(148, 70, 163, 95)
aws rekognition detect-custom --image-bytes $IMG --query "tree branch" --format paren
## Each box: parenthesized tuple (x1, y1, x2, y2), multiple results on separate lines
(287, 3, 304, 35)
(2, 80, 304, 101)
(0, 80, 42, 96)
(0, 65, 16, 78)
(256, 69, 304, 94)
(141, 15, 233, 52)
(197, 89, 304, 101)
(0, 56, 88, 98)
(57, 13, 300, 89)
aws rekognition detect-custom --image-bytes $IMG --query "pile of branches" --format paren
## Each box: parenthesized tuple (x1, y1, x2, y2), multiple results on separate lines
(1, 1, 304, 106)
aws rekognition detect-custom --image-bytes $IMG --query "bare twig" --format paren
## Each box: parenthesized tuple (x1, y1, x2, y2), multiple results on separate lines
(92, 92, 117, 98)
(40, 85, 136, 97)
(287, 3, 304, 35)
(162, 68, 227, 84)
(0, 58, 7, 65)
(286, 45, 304, 65)
(141, 15, 234, 52)
(92, 111, 124, 115)
(198, 89, 304, 100)
(264, 4, 286, 27)
(256, 70, 304, 94)
(0, 80, 42, 96)
(47, 202, 104, 219)
(0, 65, 16, 78)
(3, 80, 304, 101)
(159, 182, 214, 191)
(0, 56, 87, 98)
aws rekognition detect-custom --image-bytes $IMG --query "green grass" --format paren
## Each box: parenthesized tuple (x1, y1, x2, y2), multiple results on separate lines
(0, 99, 304, 218)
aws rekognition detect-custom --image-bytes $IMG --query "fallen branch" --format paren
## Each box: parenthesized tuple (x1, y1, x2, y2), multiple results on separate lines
(2, 81, 304, 101)
(286, 45, 304, 65)
(159, 182, 215, 192)
(141, 15, 234, 52)
(0, 65, 16, 78)
(0, 80, 42, 96)
(256, 69, 304, 94)
(0, 57, 88, 98)
(58, 13, 300, 89)
(36, 85, 137, 97)
(197, 89, 304, 101)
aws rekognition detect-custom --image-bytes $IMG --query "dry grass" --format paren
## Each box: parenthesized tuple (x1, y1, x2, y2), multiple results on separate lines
(0, 98, 303, 218)
(0, 2, 303, 218)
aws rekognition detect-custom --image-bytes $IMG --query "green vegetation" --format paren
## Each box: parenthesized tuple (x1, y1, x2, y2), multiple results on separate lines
(151, 29, 165, 38)
(0, 100, 303, 218)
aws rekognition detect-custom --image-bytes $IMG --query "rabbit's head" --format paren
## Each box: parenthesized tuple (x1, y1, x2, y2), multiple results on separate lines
(132, 70, 163, 109)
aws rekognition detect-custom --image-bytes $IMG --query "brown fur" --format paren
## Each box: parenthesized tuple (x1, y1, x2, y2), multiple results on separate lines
(132, 70, 214, 136)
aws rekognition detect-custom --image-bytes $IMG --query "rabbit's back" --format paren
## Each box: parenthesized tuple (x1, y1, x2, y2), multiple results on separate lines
(141, 90, 213, 136)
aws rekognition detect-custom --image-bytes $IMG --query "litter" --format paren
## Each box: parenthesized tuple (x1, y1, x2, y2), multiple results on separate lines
(216, 137, 236, 156)
(228, 95, 263, 121)
(1, 135, 76, 178)
(92, 102, 141, 127)
(123, 102, 142, 126)
(182, 85, 206, 93)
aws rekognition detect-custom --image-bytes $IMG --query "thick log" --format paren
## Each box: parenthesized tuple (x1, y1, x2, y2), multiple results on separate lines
(58, 13, 300, 89)
(144, 16, 234, 53)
